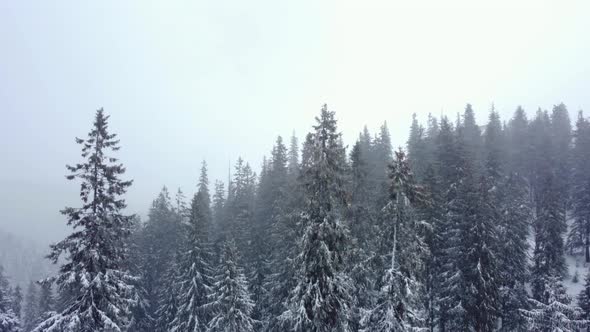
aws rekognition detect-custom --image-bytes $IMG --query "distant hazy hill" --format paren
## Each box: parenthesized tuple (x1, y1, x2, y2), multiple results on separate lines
(0, 229, 55, 287)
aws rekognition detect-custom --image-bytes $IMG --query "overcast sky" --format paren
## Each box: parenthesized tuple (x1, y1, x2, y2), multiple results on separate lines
(1, 0, 590, 243)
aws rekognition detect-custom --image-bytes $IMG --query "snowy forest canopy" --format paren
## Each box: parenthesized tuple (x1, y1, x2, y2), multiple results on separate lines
(2, 103, 590, 331)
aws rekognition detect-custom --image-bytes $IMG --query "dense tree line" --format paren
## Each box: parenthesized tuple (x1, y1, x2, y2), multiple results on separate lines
(6, 103, 590, 331)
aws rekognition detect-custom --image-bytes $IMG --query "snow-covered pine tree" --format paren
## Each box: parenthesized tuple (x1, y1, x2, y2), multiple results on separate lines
(549, 104, 571, 220)
(483, 108, 531, 331)
(347, 139, 378, 331)
(363, 149, 427, 331)
(252, 137, 289, 325)
(531, 173, 568, 301)
(424, 114, 440, 162)
(568, 112, 590, 261)
(250, 157, 272, 324)
(407, 113, 429, 182)
(207, 240, 256, 332)
(11, 287, 22, 321)
(431, 116, 461, 332)
(458, 104, 484, 169)
(438, 106, 501, 332)
(226, 158, 257, 255)
(154, 259, 180, 332)
(462, 175, 501, 332)
(152, 189, 188, 332)
(22, 282, 38, 332)
(0, 265, 20, 332)
(521, 275, 586, 331)
(36, 282, 55, 326)
(497, 174, 532, 332)
(578, 271, 590, 330)
(505, 106, 531, 179)
(282, 104, 353, 332)
(170, 161, 214, 332)
(264, 133, 305, 332)
(126, 217, 154, 332)
(211, 180, 226, 244)
(35, 109, 135, 332)
(133, 186, 181, 329)
(348, 139, 374, 251)
(373, 122, 394, 209)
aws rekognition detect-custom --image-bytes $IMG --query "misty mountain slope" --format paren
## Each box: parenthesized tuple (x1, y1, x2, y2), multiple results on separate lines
(0, 230, 54, 287)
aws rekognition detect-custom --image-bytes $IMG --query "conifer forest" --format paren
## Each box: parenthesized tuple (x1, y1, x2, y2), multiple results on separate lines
(4, 2, 590, 332)
(3, 103, 590, 332)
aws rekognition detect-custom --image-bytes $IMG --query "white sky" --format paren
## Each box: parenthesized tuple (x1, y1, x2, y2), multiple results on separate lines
(1, 0, 590, 242)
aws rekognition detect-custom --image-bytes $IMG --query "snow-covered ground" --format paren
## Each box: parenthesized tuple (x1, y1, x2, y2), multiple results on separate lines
(525, 216, 586, 299)
(564, 252, 587, 298)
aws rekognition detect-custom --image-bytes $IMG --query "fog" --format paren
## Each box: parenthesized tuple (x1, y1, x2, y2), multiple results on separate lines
(2, 0, 590, 243)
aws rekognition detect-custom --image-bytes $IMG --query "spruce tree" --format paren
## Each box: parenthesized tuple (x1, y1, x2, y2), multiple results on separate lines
(249, 156, 272, 323)
(211, 180, 226, 245)
(35, 109, 135, 332)
(226, 158, 257, 254)
(364, 149, 427, 331)
(11, 287, 22, 320)
(431, 116, 461, 332)
(463, 175, 501, 332)
(505, 106, 531, 179)
(36, 283, 54, 325)
(347, 139, 377, 330)
(265, 134, 304, 331)
(141, 186, 182, 325)
(550, 104, 572, 216)
(126, 217, 154, 332)
(497, 174, 532, 331)
(207, 240, 256, 332)
(522, 275, 586, 332)
(373, 122, 394, 208)
(282, 105, 353, 331)
(0, 266, 20, 332)
(568, 112, 590, 261)
(531, 174, 568, 301)
(407, 113, 429, 181)
(170, 161, 214, 332)
(22, 282, 38, 332)
(578, 271, 590, 331)
(154, 259, 180, 332)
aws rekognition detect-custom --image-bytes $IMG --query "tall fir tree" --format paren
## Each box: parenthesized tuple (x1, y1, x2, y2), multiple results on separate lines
(407, 113, 429, 181)
(531, 173, 568, 301)
(22, 282, 39, 332)
(35, 109, 135, 332)
(126, 217, 154, 332)
(154, 258, 180, 332)
(140, 186, 182, 327)
(505, 106, 531, 179)
(207, 240, 256, 332)
(522, 275, 586, 332)
(431, 116, 461, 332)
(282, 105, 353, 331)
(364, 149, 428, 331)
(265, 134, 305, 331)
(497, 174, 532, 331)
(11, 287, 22, 321)
(36, 283, 54, 326)
(578, 271, 590, 331)
(347, 139, 377, 331)
(568, 112, 590, 261)
(549, 103, 572, 216)
(211, 180, 226, 245)
(0, 266, 20, 332)
(226, 158, 257, 255)
(170, 161, 214, 332)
